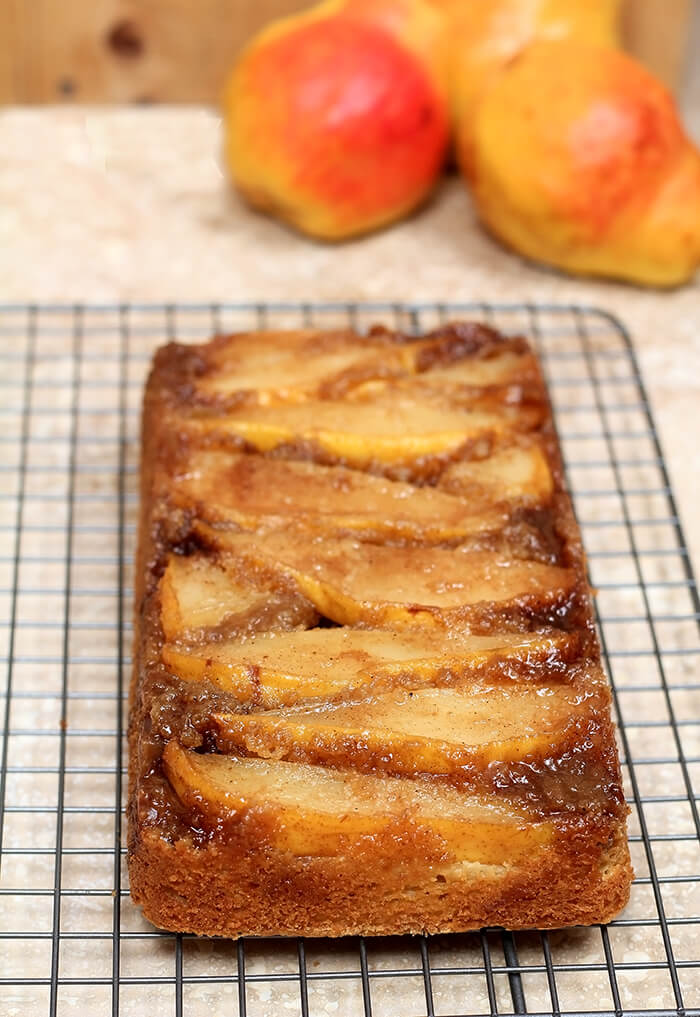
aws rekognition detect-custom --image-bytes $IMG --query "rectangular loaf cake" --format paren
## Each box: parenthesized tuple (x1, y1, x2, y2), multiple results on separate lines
(128, 322, 632, 937)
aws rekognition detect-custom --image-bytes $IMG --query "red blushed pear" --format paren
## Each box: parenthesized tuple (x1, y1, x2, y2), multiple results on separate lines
(223, 0, 450, 241)
(466, 39, 700, 286)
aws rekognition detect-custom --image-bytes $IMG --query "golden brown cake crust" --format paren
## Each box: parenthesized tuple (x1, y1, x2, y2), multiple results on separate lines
(128, 322, 632, 938)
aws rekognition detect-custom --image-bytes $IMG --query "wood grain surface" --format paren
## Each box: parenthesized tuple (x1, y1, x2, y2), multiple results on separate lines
(0, 0, 691, 105)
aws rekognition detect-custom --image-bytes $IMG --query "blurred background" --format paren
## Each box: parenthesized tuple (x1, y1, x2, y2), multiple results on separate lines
(1, 0, 698, 134)
(1, 1, 698, 536)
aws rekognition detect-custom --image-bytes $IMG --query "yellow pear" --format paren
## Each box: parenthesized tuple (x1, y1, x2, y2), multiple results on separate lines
(466, 40, 700, 287)
(443, 0, 620, 164)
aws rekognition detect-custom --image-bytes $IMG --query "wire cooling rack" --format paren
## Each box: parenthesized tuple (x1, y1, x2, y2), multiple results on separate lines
(0, 302, 698, 1017)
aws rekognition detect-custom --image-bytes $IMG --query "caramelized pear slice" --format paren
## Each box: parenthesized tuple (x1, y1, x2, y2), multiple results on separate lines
(419, 351, 537, 388)
(195, 527, 576, 628)
(160, 554, 247, 641)
(163, 742, 553, 862)
(175, 450, 506, 543)
(213, 682, 601, 777)
(346, 351, 539, 402)
(340, 381, 546, 433)
(195, 327, 527, 405)
(197, 329, 415, 404)
(189, 399, 515, 465)
(162, 627, 581, 707)
(159, 553, 316, 642)
(440, 444, 554, 506)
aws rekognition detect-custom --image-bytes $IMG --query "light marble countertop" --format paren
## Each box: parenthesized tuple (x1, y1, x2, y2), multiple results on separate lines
(1, 107, 698, 568)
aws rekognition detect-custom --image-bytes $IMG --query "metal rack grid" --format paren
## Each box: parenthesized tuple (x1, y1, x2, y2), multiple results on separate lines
(0, 301, 698, 1017)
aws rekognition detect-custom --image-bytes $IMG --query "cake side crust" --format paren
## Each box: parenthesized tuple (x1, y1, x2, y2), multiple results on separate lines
(129, 821, 632, 937)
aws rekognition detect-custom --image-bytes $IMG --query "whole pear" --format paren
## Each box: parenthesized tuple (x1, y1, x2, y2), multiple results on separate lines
(467, 40, 700, 287)
(223, 0, 449, 241)
(445, 0, 620, 166)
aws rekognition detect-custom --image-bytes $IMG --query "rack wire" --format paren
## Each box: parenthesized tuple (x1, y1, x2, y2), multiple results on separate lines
(0, 302, 698, 1017)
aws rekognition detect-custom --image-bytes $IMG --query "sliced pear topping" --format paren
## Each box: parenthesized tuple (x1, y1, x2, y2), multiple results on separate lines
(160, 554, 246, 641)
(197, 329, 414, 403)
(213, 682, 601, 776)
(194, 327, 528, 405)
(162, 627, 581, 707)
(417, 350, 537, 387)
(346, 351, 538, 402)
(440, 444, 554, 506)
(159, 553, 316, 643)
(188, 399, 516, 465)
(174, 450, 506, 542)
(193, 528, 576, 628)
(163, 742, 553, 862)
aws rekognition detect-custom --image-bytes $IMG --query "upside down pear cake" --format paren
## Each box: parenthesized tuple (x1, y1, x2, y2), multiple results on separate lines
(128, 322, 632, 937)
